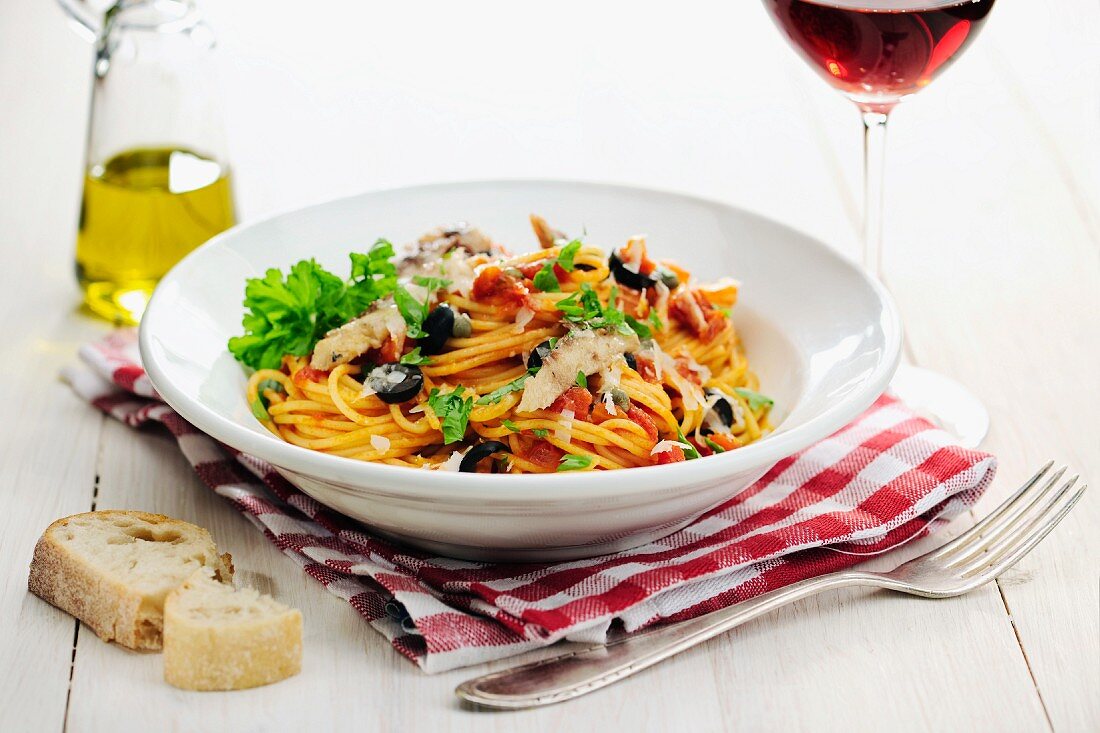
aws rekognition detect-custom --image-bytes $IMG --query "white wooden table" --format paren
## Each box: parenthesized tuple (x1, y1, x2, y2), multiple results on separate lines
(2, 1, 1097, 730)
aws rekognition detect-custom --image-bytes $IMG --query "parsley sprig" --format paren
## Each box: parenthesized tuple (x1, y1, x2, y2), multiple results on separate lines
(228, 240, 398, 370)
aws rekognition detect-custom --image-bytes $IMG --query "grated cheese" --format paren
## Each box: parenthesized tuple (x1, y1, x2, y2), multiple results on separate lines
(555, 409, 575, 443)
(513, 306, 535, 334)
(438, 449, 468, 471)
(650, 440, 694, 456)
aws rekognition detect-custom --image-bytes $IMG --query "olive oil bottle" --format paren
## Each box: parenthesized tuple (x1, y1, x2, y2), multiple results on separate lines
(63, 0, 233, 325)
(77, 147, 235, 324)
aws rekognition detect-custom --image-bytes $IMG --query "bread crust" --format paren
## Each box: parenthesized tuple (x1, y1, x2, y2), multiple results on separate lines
(27, 511, 232, 651)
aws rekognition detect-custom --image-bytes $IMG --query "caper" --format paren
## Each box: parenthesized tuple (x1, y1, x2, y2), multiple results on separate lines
(658, 269, 680, 289)
(610, 386, 630, 411)
(451, 312, 473, 338)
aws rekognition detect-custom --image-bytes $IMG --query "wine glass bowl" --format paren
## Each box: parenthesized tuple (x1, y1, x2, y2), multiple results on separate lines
(762, 0, 996, 111)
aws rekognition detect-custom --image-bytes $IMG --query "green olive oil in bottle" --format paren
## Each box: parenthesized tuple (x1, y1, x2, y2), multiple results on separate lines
(76, 147, 235, 324)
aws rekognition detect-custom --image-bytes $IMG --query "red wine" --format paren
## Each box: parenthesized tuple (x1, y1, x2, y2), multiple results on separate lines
(764, 0, 995, 108)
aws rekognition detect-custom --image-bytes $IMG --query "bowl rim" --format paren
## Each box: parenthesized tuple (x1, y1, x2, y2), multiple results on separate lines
(139, 178, 903, 502)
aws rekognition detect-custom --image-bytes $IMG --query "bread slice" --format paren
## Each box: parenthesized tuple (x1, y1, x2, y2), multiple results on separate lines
(164, 568, 302, 691)
(28, 511, 233, 650)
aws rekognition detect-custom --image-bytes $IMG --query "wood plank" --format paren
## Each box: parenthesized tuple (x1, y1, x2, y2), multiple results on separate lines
(0, 1, 105, 730)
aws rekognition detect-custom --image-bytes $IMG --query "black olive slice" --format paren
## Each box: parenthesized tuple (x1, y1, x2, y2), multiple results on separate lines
(704, 388, 734, 431)
(367, 363, 424, 404)
(609, 252, 658, 291)
(420, 304, 455, 355)
(623, 352, 638, 371)
(526, 339, 555, 370)
(459, 441, 511, 473)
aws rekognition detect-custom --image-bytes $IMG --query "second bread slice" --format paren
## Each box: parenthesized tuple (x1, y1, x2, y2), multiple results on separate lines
(164, 569, 302, 691)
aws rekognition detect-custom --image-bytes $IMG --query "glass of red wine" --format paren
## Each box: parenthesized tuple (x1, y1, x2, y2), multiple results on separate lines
(762, 0, 996, 446)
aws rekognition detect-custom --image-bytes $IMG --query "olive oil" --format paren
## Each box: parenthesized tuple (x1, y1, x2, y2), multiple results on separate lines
(76, 147, 235, 324)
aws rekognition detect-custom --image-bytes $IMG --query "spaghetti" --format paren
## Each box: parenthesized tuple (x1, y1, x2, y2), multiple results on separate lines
(239, 218, 772, 473)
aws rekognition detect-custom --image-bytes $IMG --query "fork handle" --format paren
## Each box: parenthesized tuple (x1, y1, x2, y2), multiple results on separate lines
(455, 570, 884, 709)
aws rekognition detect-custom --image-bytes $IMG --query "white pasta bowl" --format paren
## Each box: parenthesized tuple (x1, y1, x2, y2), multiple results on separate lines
(140, 180, 901, 561)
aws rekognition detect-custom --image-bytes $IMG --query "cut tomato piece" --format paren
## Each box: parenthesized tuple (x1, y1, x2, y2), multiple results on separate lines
(670, 289, 728, 343)
(626, 405, 659, 443)
(524, 439, 564, 470)
(472, 265, 528, 309)
(520, 260, 570, 286)
(589, 400, 618, 424)
(293, 365, 329, 386)
(707, 433, 741, 451)
(378, 338, 403, 364)
(675, 354, 705, 386)
(550, 386, 593, 418)
(655, 445, 686, 464)
(632, 355, 659, 383)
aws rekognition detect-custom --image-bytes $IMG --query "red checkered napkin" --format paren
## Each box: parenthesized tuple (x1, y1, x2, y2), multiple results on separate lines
(63, 331, 996, 673)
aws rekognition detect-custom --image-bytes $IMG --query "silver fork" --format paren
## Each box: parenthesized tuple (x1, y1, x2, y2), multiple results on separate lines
(456, 462, 1086, 710)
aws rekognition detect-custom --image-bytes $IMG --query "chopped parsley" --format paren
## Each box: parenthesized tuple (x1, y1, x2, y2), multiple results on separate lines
(249, 379, 285, 421)
(394, 276, 454, 339)
(557, 454, 593, 471)
(532, 263, 561, 292)
(532, 428, 549, 438)
(531, 239, 584, 293)
(394, 285, 428, 338)
(624, 315, 652, 340)
(412, 275, 452, 292)
(399, 347, 432, 366)
(554, 284, 652, 341)
(575, 370, 587, 388)
(556, 239, 583, 271)
(476, 372, 533, 406)
(733, 388, 774, 411)
(501, 419, 520, 433)
(675, 427, 702, 460)
(250, 397, 270, 421)
(427, 386, 474, 444)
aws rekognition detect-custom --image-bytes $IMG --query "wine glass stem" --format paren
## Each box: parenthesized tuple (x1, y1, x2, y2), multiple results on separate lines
(861, 110, 890, 281)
